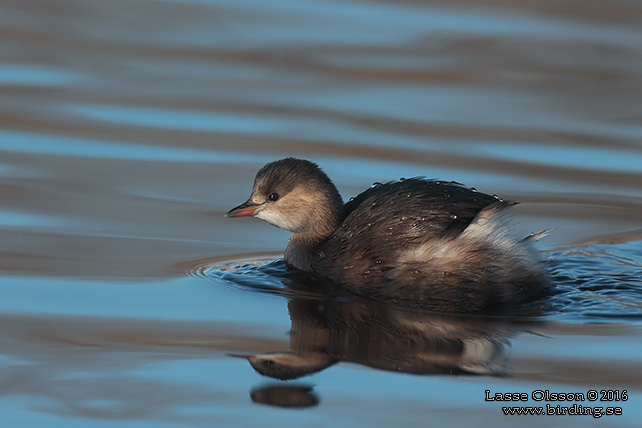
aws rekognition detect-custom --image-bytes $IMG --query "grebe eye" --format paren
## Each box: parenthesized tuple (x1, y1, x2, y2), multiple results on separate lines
(267, 192, 279, 202)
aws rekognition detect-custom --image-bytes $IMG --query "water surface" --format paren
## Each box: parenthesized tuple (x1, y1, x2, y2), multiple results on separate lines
(2, 0, 642, 426)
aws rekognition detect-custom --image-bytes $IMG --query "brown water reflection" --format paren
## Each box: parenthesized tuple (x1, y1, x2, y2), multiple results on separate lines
(0, 314, 282, 422)
(250, 385, 319, 408)
(237, 298, 524, 381)
(2, 311, 641, 420)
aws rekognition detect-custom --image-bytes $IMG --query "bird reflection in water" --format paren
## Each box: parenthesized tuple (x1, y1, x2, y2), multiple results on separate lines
(249, 384, 319, 408)
(229, 271, 542, 408)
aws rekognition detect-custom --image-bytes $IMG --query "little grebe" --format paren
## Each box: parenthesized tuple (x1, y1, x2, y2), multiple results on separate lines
(226, 158, 549, 311)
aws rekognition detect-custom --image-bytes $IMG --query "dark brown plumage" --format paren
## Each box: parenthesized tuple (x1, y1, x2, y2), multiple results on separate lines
(227, 158, 549, 312)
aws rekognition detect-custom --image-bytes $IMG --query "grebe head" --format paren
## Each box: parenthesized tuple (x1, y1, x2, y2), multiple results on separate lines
(226, 158, 343, 238)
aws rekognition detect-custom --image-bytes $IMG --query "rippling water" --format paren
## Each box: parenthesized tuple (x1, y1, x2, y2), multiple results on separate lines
(2, 0, 642, 426)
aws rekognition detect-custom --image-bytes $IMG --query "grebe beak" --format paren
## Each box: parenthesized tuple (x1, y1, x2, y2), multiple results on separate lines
(225, 200, 264, 218)
(227, 353, 252, 360)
